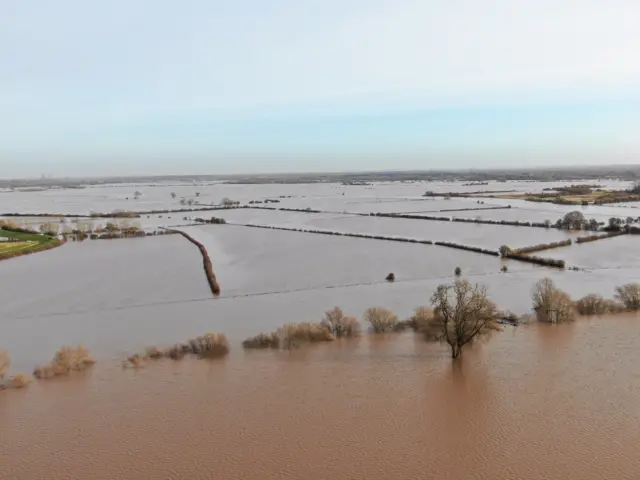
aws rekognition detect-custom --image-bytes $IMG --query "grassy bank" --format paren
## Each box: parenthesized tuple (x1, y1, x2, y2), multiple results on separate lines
(0, 228, 64, 261)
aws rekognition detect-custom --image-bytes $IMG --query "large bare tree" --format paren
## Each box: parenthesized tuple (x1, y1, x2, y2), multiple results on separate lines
(424, 279, 500, 359)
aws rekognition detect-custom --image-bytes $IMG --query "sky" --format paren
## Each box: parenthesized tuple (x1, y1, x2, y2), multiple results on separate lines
(1, 0, 640, 177)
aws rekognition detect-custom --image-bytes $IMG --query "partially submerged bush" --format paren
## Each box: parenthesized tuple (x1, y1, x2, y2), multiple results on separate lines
(185, 333, 229, 358)
(123, 354, 145, 368)
(277, 322, 335, 349)
(0, 350, 9, 380)
(34, 345, 95, 380)
(574, 294, 623, 316)
(144, 346, 165, 360)
(364, 307, 399, 333)
(386, 272, 395, 282)
(9, 373, 32, 388)
(165, 344, 186, 360)
(242, 333, 281, 349)
(532, 278, 575, 324)
(454, 266, 462, 276)
(407, 306, 434, 332)
(320, 307, 361, 338)
(615, 283, 640, 311)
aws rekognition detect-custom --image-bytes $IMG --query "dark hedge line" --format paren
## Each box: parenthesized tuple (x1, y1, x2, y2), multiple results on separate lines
(511, 239, 572, 255)
(576, 231, 627, 244)
(433, 241, 500, 256)
(170, 230, 221, 296)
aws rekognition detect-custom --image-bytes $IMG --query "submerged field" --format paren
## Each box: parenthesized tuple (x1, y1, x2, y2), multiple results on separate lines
(1, 179, 640, 479)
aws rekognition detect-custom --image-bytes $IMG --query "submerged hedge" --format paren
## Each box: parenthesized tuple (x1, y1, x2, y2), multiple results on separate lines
(511, 239, 572, 255)
(171, 230, 221, 296)
(576, 231, 627, 244)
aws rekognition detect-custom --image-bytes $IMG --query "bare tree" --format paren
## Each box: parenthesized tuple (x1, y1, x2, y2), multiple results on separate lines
(423, 279, 500, 359)
(531, 278, 575, 323)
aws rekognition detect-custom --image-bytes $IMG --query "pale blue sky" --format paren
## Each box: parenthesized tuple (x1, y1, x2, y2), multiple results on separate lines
(2, 0, 639, 177)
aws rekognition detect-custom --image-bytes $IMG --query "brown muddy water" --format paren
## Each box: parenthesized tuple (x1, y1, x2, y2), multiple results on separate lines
(3, 318, 640, 480)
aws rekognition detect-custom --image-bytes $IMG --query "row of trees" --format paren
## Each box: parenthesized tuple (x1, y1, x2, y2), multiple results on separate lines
(241, 277, 640, 361)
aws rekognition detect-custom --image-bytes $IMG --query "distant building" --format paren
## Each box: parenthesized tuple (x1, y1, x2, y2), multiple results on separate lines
(0, 237, 8, 242)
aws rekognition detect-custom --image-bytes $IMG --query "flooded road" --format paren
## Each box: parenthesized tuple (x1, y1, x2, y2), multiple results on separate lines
(2, 318, 640, 479)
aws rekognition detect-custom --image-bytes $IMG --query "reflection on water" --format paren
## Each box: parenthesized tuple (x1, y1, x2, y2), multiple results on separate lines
(2, 320, 640, 479)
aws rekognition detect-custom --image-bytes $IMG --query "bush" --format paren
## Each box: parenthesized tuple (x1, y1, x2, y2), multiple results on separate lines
(0, 350, 9, 379)
(386, 272, 395, 282)
(454, 266, 462, 276)
(34, 345, 95, 380)
(364, 307, 399, 333)
(185, 333, 229, 358)
(532, 278, 575, 323)
(320, 307, 361, 338)
(501, 265, 508, 272)
(575, 295, 624, 315)
(165, 344, 186, 360)
(242, 333, 281, 349)
(277, 322, 335, 349)
(144, 346, 165, 359)
(615, 283, 640, 310)
(407, 306, 434, 332)
(123, 354, 145, 368)
(9, 373, 32, 388)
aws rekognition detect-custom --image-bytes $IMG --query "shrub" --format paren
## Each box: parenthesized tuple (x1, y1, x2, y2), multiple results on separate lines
(123, 354, 145, 368)
(499, 245, 512, 257)
(614, 283, 640, 311)
(165, 344, 186, 360)
(364, 307, 399, 333)
(532, 278, 575, 323)
(242, 333, 281, 349)
(0, 350, 9, 379)
(423, 279, 500, 359)
(34, 345, 95, 380)
(9, 373, 32, 388)
(575, 294, 624, 315)
(501, 265, 508, 272)
(277, 322, 335, 349)
(144, 346, 165, 360)
(575, 294, 604, 316)
(386, 272, 395, 282)
(407, 306, 434, 332)
(320, 307, 361, 338)
(454, 266, 462, 276)
(185, 333, 229, 358)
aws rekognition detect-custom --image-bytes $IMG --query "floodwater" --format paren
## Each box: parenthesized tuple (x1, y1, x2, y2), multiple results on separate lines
(2, 180, 640, 479)
(3, 318, 640, 480)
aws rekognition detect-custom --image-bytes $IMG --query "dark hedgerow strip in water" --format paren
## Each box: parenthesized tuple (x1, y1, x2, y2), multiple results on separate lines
(171, 230, 221, 296)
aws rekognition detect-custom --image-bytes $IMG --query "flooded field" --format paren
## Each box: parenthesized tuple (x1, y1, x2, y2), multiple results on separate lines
(0, 235, 211, 319)
(3, 318, 640, 480)
(304, 214, 579, 249)
(2, 179, 640, 479)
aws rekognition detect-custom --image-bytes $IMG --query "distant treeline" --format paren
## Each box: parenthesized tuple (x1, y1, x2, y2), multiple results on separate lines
(371, 212, 553, 229)
(232, 223, 434, 245)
